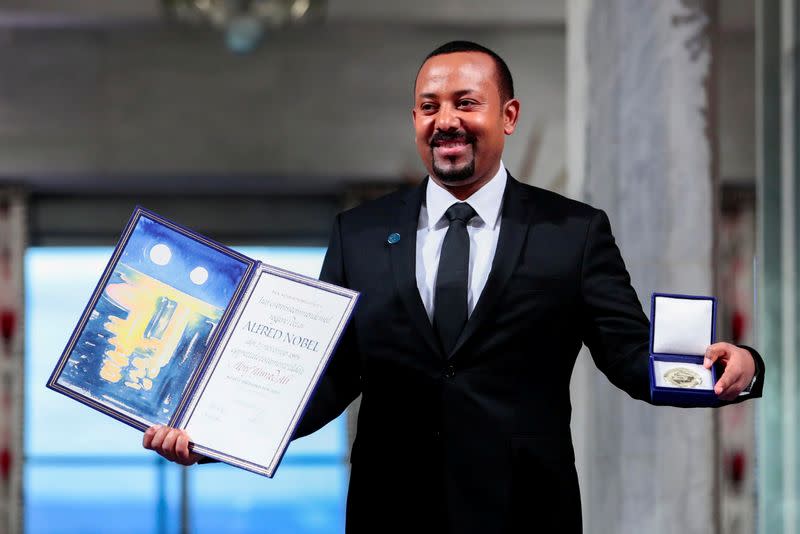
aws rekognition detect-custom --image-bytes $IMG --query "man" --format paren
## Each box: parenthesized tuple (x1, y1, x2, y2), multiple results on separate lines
(145, 41, 764, 533)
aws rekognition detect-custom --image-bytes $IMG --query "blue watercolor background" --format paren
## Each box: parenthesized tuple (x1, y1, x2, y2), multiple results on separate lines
(121, 217, 247, 308)
(56, 215, 250, 425)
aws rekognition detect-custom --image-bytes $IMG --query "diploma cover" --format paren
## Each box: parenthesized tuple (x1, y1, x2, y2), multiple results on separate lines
(47, 207, 359, 477)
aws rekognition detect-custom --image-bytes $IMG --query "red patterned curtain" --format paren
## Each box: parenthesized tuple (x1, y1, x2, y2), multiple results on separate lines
(0, 188, 26, 534)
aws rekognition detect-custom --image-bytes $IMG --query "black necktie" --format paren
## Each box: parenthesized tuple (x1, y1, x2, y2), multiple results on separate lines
(434, 202, 477, 355)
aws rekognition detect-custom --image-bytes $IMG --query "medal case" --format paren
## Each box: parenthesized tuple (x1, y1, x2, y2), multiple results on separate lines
(648, 293, 719, 406)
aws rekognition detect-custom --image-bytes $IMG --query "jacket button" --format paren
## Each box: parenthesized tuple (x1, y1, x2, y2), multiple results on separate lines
(443, 365, 455, 379)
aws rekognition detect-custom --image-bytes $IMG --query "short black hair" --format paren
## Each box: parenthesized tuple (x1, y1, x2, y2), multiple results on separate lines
(419, 40, 515, 102)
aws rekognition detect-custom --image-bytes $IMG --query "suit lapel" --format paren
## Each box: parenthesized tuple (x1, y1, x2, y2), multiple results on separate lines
(449, 176, 533, 359)
(389, 178, 445, 359)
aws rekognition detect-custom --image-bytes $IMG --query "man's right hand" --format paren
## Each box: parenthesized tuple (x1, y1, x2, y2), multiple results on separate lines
(143, 425, 204, 466)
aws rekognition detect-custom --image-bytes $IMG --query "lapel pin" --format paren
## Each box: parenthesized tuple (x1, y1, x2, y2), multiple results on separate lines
(387, 232, 401, 245)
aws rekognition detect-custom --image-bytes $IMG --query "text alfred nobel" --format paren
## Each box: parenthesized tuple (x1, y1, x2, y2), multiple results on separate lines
(239, 320, 321, 353)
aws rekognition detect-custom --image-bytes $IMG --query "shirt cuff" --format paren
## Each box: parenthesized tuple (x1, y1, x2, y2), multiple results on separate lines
(740, 371, 757, 396)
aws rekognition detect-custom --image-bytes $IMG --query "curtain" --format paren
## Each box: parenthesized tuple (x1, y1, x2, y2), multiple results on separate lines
(0, 188, 26, 534)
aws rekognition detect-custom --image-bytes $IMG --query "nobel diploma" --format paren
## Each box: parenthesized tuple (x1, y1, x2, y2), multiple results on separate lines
(181, 266, 356, 476)
(48, 208, 358, 478)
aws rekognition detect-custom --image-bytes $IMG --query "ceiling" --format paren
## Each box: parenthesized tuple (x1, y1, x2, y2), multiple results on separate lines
(0, 0, 753, 30)
(0, 0, 162, 27)
(0, 0, 565, 28)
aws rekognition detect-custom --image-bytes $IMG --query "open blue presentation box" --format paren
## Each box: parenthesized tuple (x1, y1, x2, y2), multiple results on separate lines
(649, 293, 718, 406)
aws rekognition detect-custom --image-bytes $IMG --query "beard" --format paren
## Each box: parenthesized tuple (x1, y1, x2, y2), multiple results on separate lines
(432, 156, 475, 183)
(429, 130, 477, 183)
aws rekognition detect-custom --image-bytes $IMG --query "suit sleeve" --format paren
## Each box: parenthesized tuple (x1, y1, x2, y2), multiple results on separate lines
(579, 209, 765, 406)
(579, 209, 652, 402)
(730, 344, 765, 402)
(293, 213, 361, 438)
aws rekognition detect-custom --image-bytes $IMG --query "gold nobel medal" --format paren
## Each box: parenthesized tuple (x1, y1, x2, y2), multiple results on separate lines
(664, 367, 703, 388)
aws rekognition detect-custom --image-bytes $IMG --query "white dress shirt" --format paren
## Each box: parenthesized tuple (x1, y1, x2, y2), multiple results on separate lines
(416, 164, 507, 322)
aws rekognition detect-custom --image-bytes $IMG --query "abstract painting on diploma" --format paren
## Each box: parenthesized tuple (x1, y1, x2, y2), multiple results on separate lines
(53, 213, 251, 427)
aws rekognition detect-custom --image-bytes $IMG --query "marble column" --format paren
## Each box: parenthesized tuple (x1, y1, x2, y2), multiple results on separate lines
(756, 1, 799, 533)
(568, 1, 718, 532)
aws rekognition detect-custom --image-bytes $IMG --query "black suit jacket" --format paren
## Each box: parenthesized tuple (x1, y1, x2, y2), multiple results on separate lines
(296, 175, 764, 534)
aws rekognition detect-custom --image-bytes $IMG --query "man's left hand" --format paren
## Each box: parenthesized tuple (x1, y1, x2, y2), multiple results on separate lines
(704, 342, 756, 401)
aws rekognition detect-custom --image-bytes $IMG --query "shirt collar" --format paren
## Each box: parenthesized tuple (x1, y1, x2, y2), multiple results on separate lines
(424, 162, 507, 230)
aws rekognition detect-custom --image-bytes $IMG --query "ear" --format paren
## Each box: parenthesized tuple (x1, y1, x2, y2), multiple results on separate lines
(503, 98, 521, 135)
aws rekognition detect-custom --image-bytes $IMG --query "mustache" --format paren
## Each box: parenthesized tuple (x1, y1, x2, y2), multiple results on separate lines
(429, 131, 476, 147)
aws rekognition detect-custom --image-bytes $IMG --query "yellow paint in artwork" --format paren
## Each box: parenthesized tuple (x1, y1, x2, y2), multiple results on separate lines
(99, 365, 122, 383)
(100, 264, 222, 391)
(106, 350, 130, 368)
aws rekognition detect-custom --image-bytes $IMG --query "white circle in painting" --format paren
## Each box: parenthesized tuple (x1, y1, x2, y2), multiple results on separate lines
(149, 244, 172, 265)
(190, 267, 209, 285)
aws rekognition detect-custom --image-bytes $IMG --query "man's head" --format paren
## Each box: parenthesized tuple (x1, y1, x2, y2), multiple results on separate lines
(413, 41, 520, 198)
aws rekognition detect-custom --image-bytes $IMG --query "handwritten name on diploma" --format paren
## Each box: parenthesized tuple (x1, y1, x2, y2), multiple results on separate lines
(232, 361, 292, 385)
(240, 321, 321, 352)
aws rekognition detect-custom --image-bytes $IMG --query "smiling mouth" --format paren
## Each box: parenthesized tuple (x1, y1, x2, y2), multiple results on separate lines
(432, 139, 471, 158)
(433, 139, 470, 148)
(430, 131, 475, 159)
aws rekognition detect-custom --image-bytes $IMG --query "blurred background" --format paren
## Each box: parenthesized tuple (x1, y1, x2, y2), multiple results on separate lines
(0, 0, 792, 533)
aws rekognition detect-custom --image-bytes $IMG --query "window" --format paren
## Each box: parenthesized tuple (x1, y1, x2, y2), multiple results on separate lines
(26, 246, 347, 534)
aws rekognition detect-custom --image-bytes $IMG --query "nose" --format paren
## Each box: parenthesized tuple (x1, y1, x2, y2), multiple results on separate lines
(435, 103, 460, 132)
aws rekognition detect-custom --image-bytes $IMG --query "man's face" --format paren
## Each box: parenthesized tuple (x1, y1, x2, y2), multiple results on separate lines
(413, 51, 519, 191)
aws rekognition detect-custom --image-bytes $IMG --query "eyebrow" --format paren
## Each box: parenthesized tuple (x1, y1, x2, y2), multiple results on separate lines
(416, 89, 479, 100)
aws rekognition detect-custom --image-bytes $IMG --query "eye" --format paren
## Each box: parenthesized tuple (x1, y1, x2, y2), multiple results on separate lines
(419, 102, 438, 113)
(457, 99, 477, 109)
